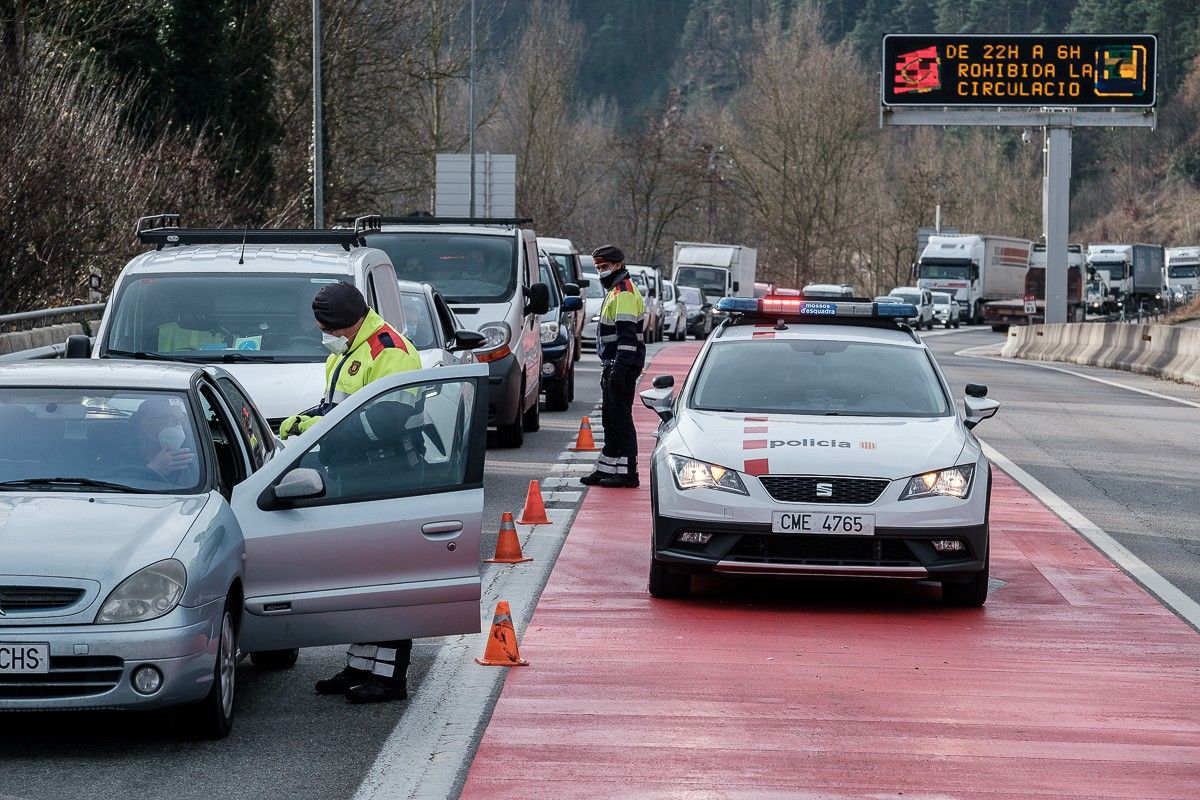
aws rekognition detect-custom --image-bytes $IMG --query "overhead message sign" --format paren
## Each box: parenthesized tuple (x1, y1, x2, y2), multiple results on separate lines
(882, 34, 1156, 108)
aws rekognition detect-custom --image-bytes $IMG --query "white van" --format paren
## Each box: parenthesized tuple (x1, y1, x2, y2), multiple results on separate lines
(360, 217, 550, 448)
(91, 216, 425, 430)
(537, 236, 588, 359)
(626, 264, 664, 343)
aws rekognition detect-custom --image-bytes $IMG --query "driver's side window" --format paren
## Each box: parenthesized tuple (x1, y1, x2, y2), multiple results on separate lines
(293, 378, 479, 503)
(198, 387, 249, 497)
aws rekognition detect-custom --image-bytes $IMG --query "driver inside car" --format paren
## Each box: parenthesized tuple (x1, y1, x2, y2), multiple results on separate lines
(129, 397, 197, 483)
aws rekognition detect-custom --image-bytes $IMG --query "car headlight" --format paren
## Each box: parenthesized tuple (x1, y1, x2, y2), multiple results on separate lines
(478, 321, 511, 351)
(540, 320, 560, 344)
(669, 455, 748, 495)
(900, 465, 975, 501)
(96, 559, 187, 624)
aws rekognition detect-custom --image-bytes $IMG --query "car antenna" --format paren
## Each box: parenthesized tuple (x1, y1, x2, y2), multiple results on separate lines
(238, 225, 249, 265)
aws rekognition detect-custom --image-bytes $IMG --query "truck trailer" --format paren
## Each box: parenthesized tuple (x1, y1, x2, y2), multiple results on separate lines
(915, 234, 1032, 325)
(1086, 243, 1166, 313)
(983, 243, 1085, 331)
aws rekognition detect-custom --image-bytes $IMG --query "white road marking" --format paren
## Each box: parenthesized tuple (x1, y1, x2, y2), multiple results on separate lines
(956, 348, 1200, 409)
(983, 441, 1200, 631)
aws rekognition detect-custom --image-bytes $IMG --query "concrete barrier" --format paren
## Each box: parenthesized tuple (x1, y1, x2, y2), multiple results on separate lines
(1001, 322, 1200, 385)
(0, 323, 85, 356)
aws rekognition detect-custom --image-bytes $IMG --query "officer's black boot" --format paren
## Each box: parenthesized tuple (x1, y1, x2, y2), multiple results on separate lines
(599, 472, 639, 488)
(579, 471, 605, 486)
(346, 676, 408, 704)
(315, 666, 369, 695)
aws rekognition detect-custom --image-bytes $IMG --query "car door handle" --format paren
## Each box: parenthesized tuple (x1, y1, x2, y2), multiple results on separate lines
(422, 520, 463, 538)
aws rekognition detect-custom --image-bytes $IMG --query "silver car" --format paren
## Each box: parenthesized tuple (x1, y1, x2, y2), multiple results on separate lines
(397, 280, 484, 367)
(0, 360, 487, 738)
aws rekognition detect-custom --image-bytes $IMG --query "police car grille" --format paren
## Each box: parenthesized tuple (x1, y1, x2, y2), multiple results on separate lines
(729, 535, 915, 567)
(0, 656, 124, 699)
(758, 476, 889, 505)
(0, 586, 84, 611)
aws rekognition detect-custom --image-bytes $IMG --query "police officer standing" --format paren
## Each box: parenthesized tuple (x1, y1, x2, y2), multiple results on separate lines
(281, 281, 422, 703)
(581, 245, 646, 488)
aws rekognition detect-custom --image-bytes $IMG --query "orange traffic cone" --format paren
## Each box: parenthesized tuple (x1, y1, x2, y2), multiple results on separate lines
(486, 512, 533, 564)
(517, 479, 550, 525)
(475, 600, 529, 666)
(569, 416, 601, 452)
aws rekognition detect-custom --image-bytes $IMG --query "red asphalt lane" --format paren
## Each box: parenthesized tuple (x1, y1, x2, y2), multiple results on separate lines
(462, 342, 1200, 799)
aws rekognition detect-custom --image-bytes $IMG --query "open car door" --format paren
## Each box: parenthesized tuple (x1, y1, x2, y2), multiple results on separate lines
(232, 364, 488, 651)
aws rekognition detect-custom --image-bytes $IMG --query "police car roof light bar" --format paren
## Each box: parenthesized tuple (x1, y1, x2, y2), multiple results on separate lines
(334, 215, 533, 227)
(135, 214, 381, 252)
(716, 296, 919, 321)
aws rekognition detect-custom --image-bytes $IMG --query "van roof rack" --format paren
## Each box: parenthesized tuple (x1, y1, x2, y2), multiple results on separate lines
(135, 214, 382, 251)
(334, 215, 532, 227)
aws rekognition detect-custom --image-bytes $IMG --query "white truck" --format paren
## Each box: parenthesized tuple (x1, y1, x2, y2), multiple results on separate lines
(672, 242, 757, 304)
(1166, 246, 1200, 299)
(1087, 243, 1166, 313)
(915, 234, 1032, 325)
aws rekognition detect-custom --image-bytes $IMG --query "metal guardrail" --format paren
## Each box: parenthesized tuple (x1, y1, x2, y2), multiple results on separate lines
(0, 343, 67, 363)
(0, 303, 106, 332)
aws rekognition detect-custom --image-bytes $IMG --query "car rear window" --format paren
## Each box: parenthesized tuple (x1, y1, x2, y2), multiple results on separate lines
(691, 339, 950, 417)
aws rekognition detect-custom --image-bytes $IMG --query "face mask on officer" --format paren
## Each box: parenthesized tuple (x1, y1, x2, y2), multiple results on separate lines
(321, 331, 350, 355)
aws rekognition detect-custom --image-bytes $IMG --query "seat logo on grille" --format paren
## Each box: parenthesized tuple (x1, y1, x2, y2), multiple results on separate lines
(815, 482, 834, 497)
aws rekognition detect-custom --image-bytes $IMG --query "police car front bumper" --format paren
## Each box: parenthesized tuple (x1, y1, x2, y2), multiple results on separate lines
(651, 458, 990, 582)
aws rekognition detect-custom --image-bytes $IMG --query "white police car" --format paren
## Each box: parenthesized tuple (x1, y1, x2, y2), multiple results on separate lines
(639, 296, 1000, 606)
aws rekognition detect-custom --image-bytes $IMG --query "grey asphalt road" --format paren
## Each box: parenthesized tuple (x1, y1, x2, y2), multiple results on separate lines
(0, 346, 623, 800)
(926, 327, 1200, 606)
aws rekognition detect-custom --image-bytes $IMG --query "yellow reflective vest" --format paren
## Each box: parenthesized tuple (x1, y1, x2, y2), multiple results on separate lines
(597, 270, 646, 369)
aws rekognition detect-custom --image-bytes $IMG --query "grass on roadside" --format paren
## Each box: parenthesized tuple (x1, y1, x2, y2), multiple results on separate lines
(1164, 297, 1200, 325)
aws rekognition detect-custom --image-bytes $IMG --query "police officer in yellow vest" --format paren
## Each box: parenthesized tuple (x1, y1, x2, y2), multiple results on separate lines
(282, 281, 422, 703)
(581, 245, 646, 488)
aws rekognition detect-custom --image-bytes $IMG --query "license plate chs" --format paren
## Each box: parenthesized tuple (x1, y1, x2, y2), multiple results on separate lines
(0, 643, 51, 674)
(772, 512, 875, 535)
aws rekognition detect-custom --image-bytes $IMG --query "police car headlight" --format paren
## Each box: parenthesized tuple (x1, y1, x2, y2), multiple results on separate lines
(669, 455, 748, 495)
(96, 559, 187, 624)
(540, 321, 560, 344)
(900, 465, 975, 501)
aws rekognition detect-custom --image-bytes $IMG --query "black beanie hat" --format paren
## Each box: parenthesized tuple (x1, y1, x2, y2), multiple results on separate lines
(591, 244, 625, 264)
(313, 282, 368, 330)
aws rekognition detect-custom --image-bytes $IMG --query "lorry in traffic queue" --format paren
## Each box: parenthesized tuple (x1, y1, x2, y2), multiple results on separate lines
(1166, 246, 1200, 299)
(983, 243, 1086, 332)
(672, 242, 757, 306)
(915, 233, 1032, 325)
(1086, 243, 1167, 314)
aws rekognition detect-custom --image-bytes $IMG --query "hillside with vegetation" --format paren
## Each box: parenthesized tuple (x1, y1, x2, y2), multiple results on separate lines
(2, 0, 1199, 311)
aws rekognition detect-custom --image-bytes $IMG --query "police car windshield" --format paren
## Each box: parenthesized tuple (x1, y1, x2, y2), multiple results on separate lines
(104, 273, 336, 362)
(691, 340, 951, 417)
(0, 389, 205, 493)
(365, 233, 517, 305)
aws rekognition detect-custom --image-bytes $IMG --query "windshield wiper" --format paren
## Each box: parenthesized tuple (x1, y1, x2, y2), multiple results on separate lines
(103, 349, 197, 363)
(215, 352, 276, 362)
(0, 477, 141, 493)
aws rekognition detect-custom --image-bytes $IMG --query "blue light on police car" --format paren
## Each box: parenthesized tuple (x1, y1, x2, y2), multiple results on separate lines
(875, 302, 919, 318)
(715, 297, 758, 313)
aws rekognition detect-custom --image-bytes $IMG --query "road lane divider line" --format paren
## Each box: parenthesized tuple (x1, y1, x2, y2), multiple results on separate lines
(957, 347, 1200, 409)
(982, 441, 1200, 631)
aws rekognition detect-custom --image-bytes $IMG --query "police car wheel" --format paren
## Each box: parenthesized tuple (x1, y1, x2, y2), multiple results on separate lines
(941, 553, 990, 608)
(648, 558, 691, 599)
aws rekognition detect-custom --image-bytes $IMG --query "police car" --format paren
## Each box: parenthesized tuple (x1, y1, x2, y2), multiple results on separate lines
(639, 296, 1001, 606)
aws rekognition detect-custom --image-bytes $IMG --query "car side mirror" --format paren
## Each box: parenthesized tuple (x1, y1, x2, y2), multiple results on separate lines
(563, 282, 581, 297)
(963, 396, 1000, 430)
(640, 387, 674, 423)
(965, 383, 988, 398)
(648, 288, 657, 298)
(525, 283, 551, 316)
(273, 467, 326, 502)
(561, 296, 583, 312)
(450, 329, 486, 352)
(732, 281, 740, 292)
(577, 278, 590, 287)
(652, 375, 674, 389)
(65, 334, 92, 359)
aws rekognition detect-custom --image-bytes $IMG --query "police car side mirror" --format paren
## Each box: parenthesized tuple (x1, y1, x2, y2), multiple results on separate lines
(525, 283, 551, 316)
(652, 375, 674, 389)
(965, 383, 988, 398)
(963, 396, 1000, 430)
(640, 387, 674, 423)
